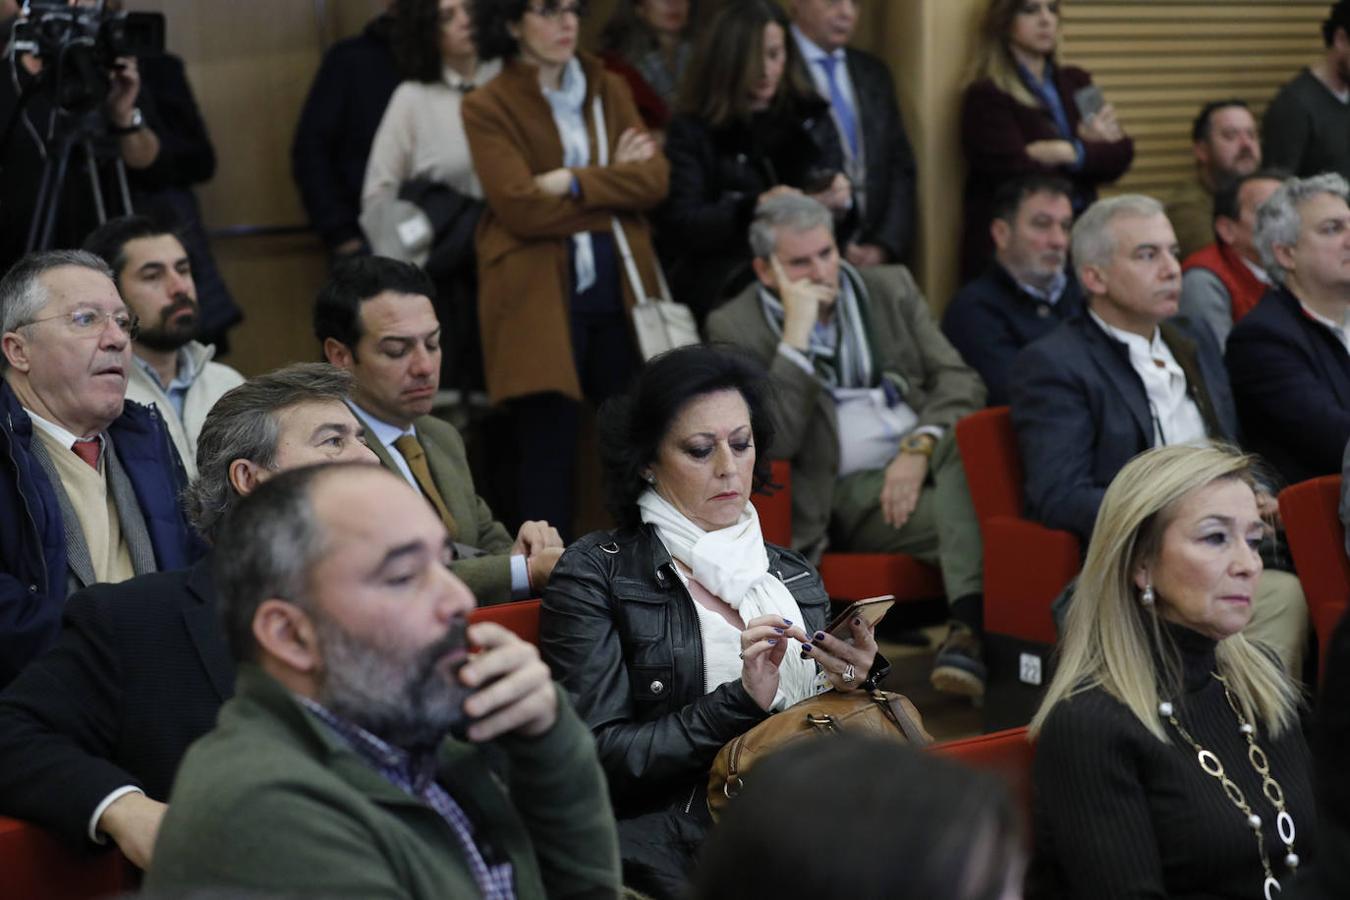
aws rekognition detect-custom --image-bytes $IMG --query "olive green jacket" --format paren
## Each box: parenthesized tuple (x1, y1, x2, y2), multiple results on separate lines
(363, 413, 518, 604)
(706, 264, 985, 560)
(148, 665, 621, 899)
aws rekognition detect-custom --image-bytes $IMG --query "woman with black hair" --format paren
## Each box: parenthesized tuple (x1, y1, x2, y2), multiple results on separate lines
(361, 0, 501, 391)
(463, 0, 668, 539)
(660, 0, 848, 321)
(693, 736, 1026, 900)
(540, 344, 883, 898)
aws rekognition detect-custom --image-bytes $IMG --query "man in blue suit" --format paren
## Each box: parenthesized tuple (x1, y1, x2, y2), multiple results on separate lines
(1227, 173, 1350, 487)
(1011, 195, 1308, 674)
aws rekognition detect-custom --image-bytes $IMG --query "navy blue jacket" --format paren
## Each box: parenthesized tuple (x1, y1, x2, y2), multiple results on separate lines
(290, 15, 400, 251)
(942, 263, 1084, 406)
(1226, 286, 1350, 487)
(0, 381, 203, 687)
(1010, 314, 1237, 542)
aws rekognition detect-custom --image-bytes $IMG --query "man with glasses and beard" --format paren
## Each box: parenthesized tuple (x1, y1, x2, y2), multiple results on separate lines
(83, 215, 244, 479)
(148, 463, 621, 898)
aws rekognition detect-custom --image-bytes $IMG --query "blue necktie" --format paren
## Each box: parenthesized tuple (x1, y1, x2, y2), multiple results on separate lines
(816, 55, 859, 160)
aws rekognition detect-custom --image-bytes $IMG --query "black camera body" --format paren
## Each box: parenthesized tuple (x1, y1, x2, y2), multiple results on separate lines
(11, 2, 165, 112)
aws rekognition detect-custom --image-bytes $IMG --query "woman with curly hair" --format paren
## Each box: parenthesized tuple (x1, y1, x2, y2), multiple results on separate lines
(463, 0, 668, 538)
(960, 0, 1133, 279)
(360, 0, 501, 389)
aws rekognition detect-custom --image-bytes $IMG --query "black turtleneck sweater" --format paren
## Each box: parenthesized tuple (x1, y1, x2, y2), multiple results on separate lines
(1032, 626, 1317, 899)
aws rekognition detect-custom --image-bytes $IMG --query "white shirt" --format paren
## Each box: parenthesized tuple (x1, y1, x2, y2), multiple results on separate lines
(1297, 299, 1350, 354)
(1090, 311, 1208, 448)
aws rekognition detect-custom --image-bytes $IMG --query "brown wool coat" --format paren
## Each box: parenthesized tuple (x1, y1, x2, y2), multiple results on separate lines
(463, 53, 669, 404)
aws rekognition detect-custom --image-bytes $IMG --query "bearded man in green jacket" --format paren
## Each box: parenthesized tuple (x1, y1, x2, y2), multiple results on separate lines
(147, 463, 620, 898)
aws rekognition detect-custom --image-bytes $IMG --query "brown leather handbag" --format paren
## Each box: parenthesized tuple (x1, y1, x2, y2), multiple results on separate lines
(707, 689, 933, 820)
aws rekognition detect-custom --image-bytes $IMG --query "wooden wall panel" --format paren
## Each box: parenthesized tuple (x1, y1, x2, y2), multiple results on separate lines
(1060, 2, 1327, 197)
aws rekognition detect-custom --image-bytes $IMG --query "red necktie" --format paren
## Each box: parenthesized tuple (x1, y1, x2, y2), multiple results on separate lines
(72, 438, 100, 470)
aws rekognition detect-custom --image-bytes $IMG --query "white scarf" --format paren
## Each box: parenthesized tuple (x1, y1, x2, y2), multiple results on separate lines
(637, 489, 817, 709)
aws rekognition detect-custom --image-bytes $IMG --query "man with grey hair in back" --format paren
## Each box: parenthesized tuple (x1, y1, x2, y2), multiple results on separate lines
(706, 193, 990, 701)
(1011, 194, 1308, 674)
(1227, 172, 1350, 486)
(0, 362, 377, 873)
(0, 249, 200, 688)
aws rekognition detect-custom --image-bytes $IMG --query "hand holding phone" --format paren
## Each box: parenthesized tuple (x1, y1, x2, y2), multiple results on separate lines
(826, 595, 894, 643)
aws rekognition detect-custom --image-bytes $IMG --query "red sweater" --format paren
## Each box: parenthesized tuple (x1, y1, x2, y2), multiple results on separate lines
(1182, 242, 1267, 323)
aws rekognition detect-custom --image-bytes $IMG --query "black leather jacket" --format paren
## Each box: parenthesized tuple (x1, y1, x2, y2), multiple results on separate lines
(540, 524, 830, 817)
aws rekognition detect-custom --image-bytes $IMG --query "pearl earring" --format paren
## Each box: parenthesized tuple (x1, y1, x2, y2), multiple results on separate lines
(1140, 584, 1155, 607)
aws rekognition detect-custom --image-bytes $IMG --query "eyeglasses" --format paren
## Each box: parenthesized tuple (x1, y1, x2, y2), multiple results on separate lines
(19, 307, 140, 340)
(525, 2, 585, 21)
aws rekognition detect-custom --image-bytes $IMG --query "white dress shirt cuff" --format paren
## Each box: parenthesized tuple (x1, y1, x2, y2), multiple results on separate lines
(89, 785, 144, 844)
(510, 553, 531, 599)
(913, 425, 944, 441)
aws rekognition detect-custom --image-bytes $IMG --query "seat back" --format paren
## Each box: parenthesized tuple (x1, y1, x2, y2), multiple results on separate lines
(751, 460, 794, 548)
(469, 599, 541, 647)
(1278, 475, 1350, 681)
(0, 815, 131, 899)
(954, 406, 1022, 522)
(930, 727, 1035, 833)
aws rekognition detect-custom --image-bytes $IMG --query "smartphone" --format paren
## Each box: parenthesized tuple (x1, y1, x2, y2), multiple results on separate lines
(1073, 85, 1105, 122)
(825, 595, 895, 642)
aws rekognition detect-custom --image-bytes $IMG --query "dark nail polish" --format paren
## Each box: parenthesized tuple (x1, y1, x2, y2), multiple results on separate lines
(782, 618, 792, 626)
(773, 627, 785, 635)
(767, 638, 778, 646)
(813, 631, 826, 642)
(801, 643, 813, 654)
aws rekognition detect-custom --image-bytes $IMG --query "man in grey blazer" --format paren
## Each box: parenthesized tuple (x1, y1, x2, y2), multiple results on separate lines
(315, 255, 563, 605)
(706, 195, 988, 699)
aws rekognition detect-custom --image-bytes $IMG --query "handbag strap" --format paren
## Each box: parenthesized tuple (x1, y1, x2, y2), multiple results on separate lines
(590, 94, 672, 308)
(875, 691, 931, 745)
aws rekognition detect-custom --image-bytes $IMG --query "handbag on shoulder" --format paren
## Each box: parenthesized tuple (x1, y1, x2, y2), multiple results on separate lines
(589, 94, 699, 360)
(706, 688, 932, 820)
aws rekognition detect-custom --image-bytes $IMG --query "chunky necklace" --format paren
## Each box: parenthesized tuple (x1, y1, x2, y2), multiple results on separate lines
(1159, 674, 1298, 900)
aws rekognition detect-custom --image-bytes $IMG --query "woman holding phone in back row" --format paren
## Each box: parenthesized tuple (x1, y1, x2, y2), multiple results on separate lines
(961, 0, 1133, 279)
(540, 345, 885, 899)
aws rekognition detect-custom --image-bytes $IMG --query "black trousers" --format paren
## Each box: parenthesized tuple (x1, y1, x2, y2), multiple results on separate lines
(509, 233, 638, 539)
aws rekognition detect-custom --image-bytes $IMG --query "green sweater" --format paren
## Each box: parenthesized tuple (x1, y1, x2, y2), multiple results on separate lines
(148, 665, 621, 899)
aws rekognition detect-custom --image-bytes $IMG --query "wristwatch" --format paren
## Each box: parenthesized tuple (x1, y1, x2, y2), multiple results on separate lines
(109, 107, 145, 136)
(898, 432, 938, 458)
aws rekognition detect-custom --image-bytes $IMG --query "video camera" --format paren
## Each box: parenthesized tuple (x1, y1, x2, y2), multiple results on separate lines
(9, 1, 165, 112)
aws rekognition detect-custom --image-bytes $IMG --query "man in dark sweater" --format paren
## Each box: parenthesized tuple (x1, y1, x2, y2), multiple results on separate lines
(291, 7, 400, 258)
(1263, 1, 1350, 180)
(942, 174, 1082, 406)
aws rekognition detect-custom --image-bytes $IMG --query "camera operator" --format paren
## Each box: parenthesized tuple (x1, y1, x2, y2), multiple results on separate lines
(0, 1, 162, 273)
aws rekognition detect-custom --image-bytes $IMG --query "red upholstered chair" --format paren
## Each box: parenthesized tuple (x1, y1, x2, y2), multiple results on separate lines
(0, 815, 132, 899)
(930, 727, 1035, 831)
(469, 599, 541, 646)
(1277, 475, 1350, 682)
(954, 408, 1079, 644)
(752, 460, 945, 603)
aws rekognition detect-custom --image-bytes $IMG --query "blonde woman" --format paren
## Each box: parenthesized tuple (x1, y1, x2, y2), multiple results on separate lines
(960, 0, 1132, 278)
(1030, 445, 1316, 899)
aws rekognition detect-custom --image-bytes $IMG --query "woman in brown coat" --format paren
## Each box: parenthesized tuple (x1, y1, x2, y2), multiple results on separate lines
(464, 0, 669, 537)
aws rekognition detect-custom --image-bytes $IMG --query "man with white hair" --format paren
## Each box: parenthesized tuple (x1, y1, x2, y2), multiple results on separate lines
(1227, 172, 1350, 486)
(1011, 194, 1308, 674)
(0, 249, 200, 687)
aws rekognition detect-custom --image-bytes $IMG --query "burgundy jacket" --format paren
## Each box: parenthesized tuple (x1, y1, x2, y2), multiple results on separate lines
(960, 64, 1134, 279)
